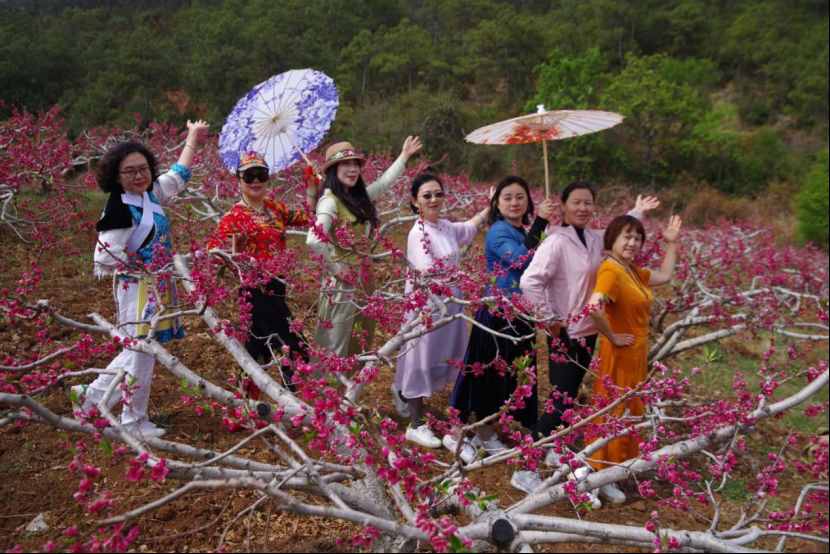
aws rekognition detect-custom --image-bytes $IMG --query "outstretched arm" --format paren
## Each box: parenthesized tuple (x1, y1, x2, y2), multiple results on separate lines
(175, 119, 210, 169)
(464, 184, 494, 230)
(156, 120, 210, 204)
(366, 136, 422, 200)
(626, 193, 660, 220)
(649, 215, 682, 286)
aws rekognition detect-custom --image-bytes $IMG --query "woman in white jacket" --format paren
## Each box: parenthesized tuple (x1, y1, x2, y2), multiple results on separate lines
(72, 120, 209, 438)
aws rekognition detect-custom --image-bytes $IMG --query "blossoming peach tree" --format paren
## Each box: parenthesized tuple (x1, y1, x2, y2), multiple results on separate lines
(1, 108, 828, 552)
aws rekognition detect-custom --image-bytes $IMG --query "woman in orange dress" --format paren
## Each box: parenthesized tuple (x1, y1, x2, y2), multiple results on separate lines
(585, 213, 682, 504)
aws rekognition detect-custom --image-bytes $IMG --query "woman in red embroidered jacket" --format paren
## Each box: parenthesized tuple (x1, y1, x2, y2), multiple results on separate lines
(209, 152, 315, 391)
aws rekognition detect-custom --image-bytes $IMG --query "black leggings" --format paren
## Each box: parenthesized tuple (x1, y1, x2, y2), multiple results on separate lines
(533, 330, 597, 438)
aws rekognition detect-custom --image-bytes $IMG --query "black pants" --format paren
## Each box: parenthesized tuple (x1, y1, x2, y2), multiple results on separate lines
(241, 279, 307, 389)
(533, 329, 597, 438)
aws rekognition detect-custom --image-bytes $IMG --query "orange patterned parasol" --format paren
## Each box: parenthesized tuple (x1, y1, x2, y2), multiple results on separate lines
(465, 106, 624, 196)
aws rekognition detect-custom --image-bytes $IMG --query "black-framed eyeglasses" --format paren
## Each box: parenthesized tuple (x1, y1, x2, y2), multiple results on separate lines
(241, 167, 269, 184)
(119, 165, 150, 180)
(420, 191, 445, 200)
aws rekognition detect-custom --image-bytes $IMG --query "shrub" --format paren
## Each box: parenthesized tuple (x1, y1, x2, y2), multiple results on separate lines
(796, 149, 829, 248)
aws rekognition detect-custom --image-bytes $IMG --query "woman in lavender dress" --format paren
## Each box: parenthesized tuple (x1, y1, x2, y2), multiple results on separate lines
(394, 173, 490, 448)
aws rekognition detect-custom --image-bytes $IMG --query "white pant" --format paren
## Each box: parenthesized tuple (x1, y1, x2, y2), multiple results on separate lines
(85, 278, 157, 425)
(85, 349, 155, 426)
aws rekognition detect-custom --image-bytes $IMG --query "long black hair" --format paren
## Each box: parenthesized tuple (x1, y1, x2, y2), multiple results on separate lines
(488, 175, 535, 225)
(96, 141, 159, 194)
(323, 165, 379, 228)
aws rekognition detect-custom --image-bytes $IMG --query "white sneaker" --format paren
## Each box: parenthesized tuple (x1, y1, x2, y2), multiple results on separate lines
(511, 470, 543, 494)
(568, 466, 602, 509)
(124, 419, 166, 439)
(405, 424, 441, 449)
(472, 434, 508, 455)
(599, 482, 627, 505)
(442, 434, 476, 464)
(391, 384, 411, 418)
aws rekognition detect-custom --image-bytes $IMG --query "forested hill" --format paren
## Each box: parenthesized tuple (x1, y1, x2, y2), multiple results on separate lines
(1, 0, 828, 196)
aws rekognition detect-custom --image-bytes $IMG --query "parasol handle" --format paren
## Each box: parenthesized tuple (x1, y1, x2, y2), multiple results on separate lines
(297, 148, 323, 182)
(543, 140, 550, 198)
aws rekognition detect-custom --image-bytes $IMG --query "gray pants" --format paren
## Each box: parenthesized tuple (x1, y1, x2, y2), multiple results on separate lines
(314, 277, 375, 357)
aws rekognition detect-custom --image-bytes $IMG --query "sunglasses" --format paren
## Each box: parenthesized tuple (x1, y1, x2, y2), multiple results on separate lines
(241, 167, 269, 184)
(420, 191, 446, 200)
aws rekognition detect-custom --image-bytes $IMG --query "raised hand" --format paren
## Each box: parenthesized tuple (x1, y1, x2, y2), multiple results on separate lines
(185, 119, 210, 145)
(663, 215, 682, 243)
(401, 135, 423, 160)
(537, 197, 556, 221)
(634, 194, 660, 213)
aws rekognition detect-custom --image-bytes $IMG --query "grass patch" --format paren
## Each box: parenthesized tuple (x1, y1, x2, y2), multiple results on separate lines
(720, 478, 752, 502)
(676, 334, 829, 435)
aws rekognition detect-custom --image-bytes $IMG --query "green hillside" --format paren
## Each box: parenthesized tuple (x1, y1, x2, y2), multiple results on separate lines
(1, 0, 827, 202)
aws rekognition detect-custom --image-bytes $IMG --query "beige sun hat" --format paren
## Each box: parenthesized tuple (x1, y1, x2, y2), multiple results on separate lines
(321, 141, 365, 172)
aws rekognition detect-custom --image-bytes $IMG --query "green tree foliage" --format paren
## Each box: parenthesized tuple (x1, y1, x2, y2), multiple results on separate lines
(602, 53, 708, 184)
(525, 48, 614, 182)
(796, 149, 830, 249)
(461, 4, 551, 103)
(722, 0, 829, 125)
(527, 48, 607, 111)
(0, 0, 826, 192)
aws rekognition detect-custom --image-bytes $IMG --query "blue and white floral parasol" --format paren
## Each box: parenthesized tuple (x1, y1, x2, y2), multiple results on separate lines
(219, 69, 338, 173)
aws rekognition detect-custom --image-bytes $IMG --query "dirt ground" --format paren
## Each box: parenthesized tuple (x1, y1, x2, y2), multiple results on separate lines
(0, 217, 826, 553)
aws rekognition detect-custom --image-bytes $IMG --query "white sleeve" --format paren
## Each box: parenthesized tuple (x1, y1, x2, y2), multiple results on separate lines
(154, 169, 188, 205)
(93, 228, 133, 278)
(452, 219, 479, 247)
(365, 152, 407, 200)
(406, 225, 434, 273)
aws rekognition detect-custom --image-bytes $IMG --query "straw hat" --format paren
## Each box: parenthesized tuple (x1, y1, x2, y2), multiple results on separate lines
(321, 141, 365, 172)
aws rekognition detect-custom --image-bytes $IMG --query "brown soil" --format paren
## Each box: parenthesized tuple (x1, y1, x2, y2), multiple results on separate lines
(0, 215, 825, 553)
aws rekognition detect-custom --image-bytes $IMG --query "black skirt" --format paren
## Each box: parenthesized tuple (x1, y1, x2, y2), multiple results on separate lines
(450, 307, 538, 429)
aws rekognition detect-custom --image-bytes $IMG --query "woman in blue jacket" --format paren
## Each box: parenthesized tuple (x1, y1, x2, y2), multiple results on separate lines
(447, 176, 553, 461)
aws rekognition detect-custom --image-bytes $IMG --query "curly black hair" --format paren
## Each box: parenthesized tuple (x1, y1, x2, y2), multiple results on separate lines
(96, 141, 159, 194)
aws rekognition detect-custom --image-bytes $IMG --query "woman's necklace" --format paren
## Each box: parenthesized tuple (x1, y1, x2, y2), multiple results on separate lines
(241, 197, 274, 224)
(607, 253, 651, 300)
